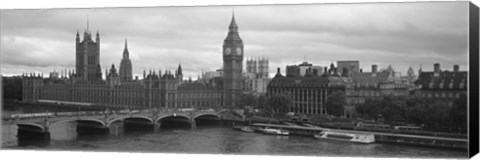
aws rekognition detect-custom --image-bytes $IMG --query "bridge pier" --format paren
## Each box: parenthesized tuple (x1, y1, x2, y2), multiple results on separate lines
(154, 122, 160, 132)
(76, 120, 109, 135)
(191, 120, 197, 129)
(123, 117, 155, 132)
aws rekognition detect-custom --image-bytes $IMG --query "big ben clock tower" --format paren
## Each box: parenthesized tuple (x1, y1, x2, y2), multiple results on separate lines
(223, 13, 244, 108)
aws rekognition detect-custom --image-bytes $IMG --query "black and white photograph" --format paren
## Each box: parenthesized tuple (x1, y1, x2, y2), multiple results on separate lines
(1, 1, 478, 159)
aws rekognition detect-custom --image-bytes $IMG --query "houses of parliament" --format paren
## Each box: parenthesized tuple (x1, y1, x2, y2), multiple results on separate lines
(21, 14, 247, 110)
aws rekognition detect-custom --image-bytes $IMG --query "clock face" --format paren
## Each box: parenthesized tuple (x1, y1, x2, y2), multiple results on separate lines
(236, 47, 242, 55)
(224, 47, 231, 55)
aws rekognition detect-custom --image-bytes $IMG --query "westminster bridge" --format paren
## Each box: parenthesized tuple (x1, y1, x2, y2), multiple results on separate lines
(8, 108, 244, 141)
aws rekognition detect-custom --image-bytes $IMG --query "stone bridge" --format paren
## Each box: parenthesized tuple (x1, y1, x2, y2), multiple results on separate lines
(14, 109, 234, 140)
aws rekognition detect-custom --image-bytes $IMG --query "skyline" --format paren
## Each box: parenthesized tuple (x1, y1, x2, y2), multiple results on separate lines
(0, 2, 469, 79)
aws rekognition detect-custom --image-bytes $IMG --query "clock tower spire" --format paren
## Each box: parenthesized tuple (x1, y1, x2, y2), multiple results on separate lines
(223, 13, 244, 108)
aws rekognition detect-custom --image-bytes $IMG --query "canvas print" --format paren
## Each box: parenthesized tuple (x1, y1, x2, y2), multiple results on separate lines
(0, 2, 473, 158)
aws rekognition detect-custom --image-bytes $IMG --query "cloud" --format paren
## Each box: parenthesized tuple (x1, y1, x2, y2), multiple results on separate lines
(0, 2, 469, 79)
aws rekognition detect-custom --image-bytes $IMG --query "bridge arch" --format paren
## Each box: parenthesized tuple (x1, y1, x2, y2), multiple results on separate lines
(113, 116, 154, 127)
(49, 119, 77, 129)
(106, 116, 138, 127)
(76, 118, 106, 127)
(193, 113, 220, 120)
(17, 123, 46, 132)
(155, 113, 191, 122)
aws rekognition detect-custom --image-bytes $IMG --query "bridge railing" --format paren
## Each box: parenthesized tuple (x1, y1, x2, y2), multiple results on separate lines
(4, 107, 221, 121)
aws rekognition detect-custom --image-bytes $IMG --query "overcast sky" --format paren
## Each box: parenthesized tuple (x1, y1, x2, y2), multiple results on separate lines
(0, 2, 469, 79)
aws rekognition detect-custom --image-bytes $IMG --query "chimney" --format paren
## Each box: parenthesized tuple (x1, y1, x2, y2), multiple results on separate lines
(372, 65, 378, 73)
(360, 69, 363, 73)
(453, 65, 459, 72)
(277, 67, 281, 74)
(434, 63, 441, 73)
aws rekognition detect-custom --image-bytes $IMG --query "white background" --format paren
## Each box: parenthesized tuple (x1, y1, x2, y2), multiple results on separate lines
(1, 0, 479, 160)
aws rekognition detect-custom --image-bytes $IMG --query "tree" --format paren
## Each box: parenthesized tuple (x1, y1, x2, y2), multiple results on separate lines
(356, 98, 381, 119)
(450, 93, 467, 133)
(267, 94, 292, 114)
(379, 95, 407, 123)
(404, 97, 429, 125)
(257, 95, 268, 111)
(422, 101, 451, 131)
(325, 91, 346, 117)
(2, 76, 23, 102)
(240, 93, 258, 108)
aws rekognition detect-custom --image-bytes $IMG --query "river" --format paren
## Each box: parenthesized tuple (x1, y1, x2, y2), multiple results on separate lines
(1, 104, 468, 158)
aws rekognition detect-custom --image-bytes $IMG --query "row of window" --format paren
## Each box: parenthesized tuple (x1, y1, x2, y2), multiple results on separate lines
(177, 92, 222, 99)
(428, 82, 465, 89)
(177, 101, 221, 108)
(290, 105, 325, 115)
(421, 92, 461, 98)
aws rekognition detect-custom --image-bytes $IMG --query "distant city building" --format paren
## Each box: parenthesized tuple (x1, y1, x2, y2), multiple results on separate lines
(22, 14, 246, 109)
(267, 62, 348, 115)
(286, 61, 325, 77)
(344, 64, 409, 118)
(337, 60, 360, 76)
(244, 57, 270, 94)
(414, 63, 467, 103)
(49, 70, 59, 80)
(406, 66, 416, 83)
(199, 69, 223, 82)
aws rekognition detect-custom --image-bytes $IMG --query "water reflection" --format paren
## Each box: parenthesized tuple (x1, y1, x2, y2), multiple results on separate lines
(50, 121, 77, 140)
(1, 124, 468, 158)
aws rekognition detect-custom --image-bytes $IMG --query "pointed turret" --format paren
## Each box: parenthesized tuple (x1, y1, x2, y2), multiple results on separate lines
(177, 63, 183, 76)
(119, 38, 132, 82)
(96, 64, 102, 80)
(123, 38, 129, 59)
(229, 11, 238, 29)
(96, 30, 100, 43)
(224, 12, 242, 42)
(86, 15, 90, 34)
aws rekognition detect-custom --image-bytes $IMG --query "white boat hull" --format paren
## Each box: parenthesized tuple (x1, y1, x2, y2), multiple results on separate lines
(262, 128, 289, 136)
(314, 130, 375, 144)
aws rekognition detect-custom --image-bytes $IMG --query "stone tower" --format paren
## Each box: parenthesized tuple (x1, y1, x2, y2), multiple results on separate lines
(223, 13, 244, 108)
(119, 39, 133, 82)
(75, 20, 102, 81)
(107, 64, 121, 87)
(176, 64, 183, 84)
(258, 57, 269, 78)
(246, 59, 257, 74)
(406, 66, 416, 83)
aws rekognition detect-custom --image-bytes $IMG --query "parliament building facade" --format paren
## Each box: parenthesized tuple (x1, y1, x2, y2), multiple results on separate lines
(22, 15, 243, 110)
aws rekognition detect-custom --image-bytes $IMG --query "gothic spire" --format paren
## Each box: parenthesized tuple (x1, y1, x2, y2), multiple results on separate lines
(229, 11, 238, 29)
(86, 15, 90, 33)
(177, 63, 183, 75)
(123, 38, 129, 59)
(224, 12, 242, 42)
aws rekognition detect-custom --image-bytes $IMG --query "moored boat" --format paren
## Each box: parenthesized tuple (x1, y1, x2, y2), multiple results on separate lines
(314, 130, 375, 144)
(233, 125, 254, 133)
(240, 126, 254, 133)
(262, 128, 289, 136)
